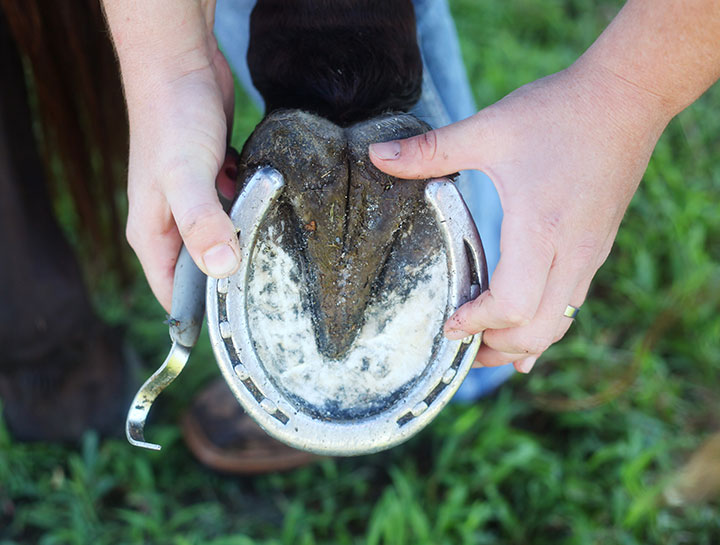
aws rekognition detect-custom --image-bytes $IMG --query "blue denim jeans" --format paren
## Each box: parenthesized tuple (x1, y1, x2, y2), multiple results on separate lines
(214, 0, 514, 400)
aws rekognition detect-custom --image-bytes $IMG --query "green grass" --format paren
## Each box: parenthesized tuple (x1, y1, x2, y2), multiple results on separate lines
(2, 0, 719, 543)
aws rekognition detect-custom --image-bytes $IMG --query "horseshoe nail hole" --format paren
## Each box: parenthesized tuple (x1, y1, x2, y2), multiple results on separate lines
(397, 412, 414, 427)
(423, 381, 448, 407)
(272, 410, 289, 425)
(463, 240, 479, 286)
(241, 378, 265, 403)
(451, 342, 470, 370)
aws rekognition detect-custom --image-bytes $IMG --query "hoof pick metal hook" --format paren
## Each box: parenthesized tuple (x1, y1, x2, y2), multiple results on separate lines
(126, 245, 206, 450)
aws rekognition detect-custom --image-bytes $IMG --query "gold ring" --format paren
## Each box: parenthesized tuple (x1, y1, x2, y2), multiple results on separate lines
(563, 304, 580, 319)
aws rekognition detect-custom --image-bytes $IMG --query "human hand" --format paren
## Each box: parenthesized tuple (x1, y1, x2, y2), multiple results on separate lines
(370, 64, 670, 373)
(104, 0, 240, 311)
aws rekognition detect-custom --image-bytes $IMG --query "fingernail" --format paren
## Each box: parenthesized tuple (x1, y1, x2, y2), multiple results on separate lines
(444, 328, 471, 341)
(369, 141, 401, 160)
(203, 243, 239, 277)
(516, 356, 539, 374)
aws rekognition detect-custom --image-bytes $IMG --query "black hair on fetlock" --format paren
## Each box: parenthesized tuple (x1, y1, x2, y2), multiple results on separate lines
(248, 0, 423, 126)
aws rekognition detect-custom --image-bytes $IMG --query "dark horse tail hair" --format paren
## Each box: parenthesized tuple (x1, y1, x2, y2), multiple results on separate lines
(0, 0, 129, 281)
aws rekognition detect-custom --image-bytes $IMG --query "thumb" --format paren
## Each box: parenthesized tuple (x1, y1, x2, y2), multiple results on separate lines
(368, 115, 485, 179)
(165, 164, 240, 279)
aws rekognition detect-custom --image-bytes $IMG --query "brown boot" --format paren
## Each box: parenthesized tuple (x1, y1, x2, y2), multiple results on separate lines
(181, 378, 319, 474)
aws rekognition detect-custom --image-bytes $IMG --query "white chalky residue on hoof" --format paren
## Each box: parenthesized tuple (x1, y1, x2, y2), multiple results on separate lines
(245, 225, 447, 413)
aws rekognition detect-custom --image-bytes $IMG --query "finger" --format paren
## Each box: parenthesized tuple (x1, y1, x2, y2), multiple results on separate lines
(474, 344, 531, 367)
(480, 266, 578, 356)
(474, 345, 541, 373)
(514, 355, 539, 374)
(136, 232, 181, 314)
(126, 197, 180, 313)
(368, 115, 487, 179)
(444, 213, 555, 337)
(482, 237, 598, 356)
(163, 161, 241, 279)
(550, 275, 592, 344)
(473, 242, 598, 377)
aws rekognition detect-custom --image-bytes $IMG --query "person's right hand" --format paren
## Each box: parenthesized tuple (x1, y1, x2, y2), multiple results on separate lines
(104, 0, 240, 311)
(370, 64, 670, 373)
(370, 0, 720, 374)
